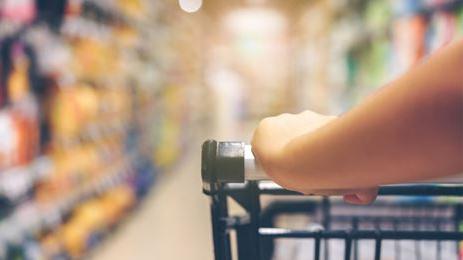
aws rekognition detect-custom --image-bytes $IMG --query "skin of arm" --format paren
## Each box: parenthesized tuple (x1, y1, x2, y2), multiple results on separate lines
(251, 39, 463, 203)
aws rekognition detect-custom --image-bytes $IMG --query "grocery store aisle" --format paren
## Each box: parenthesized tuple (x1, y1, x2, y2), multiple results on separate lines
(92, 146, 213, 260)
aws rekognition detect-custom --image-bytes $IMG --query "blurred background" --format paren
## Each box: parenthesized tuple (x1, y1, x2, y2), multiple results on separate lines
(0, 0, 461, 259)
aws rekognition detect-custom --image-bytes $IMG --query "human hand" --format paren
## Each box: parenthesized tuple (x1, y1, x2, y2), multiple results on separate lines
(251, 110, 378, 204)
(251, 110, 335, 170)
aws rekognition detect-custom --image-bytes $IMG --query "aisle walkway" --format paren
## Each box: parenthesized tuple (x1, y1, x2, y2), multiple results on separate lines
(92, 147, 213, 260)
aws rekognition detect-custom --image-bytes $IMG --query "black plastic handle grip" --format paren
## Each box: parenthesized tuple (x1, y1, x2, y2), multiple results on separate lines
(202, 140, 246, 193)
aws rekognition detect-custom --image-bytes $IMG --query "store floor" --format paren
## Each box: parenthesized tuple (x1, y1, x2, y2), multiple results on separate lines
(92, 146, 214, 260)
(91, 121, 254, 260)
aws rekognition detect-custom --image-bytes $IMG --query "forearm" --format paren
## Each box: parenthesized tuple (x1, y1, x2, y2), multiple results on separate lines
(281, 40, 463, 190)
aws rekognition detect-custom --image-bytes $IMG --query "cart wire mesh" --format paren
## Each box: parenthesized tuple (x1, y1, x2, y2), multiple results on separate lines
(204, 181, 463, 260)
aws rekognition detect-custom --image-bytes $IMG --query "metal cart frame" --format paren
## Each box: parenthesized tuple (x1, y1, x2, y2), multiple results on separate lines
(202, 140, 463, 260)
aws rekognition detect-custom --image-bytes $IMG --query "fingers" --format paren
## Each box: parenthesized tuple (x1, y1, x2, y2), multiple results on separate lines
(343, 187, 379, 205)
(301, 187, 378, 205)
(302, 188, 358, 196)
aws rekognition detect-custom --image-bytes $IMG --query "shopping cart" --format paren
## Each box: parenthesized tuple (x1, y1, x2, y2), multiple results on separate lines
(201, 140, 463, 260)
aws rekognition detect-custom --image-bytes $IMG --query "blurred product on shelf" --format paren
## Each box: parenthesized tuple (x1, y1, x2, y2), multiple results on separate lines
(327, 0, 463, 111)
(0, 0, 197, 258)
(287, 0, 463, 114)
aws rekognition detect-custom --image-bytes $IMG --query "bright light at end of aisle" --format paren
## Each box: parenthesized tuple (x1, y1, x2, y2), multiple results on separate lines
(178, 0, 202, 13)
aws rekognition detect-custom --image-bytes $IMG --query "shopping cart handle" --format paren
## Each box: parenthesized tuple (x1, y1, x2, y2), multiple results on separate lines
(201, 140, 463, 194)
(202, 140, 266, 192)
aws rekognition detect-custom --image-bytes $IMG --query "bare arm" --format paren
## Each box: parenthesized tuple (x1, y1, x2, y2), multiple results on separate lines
(252, 40, 463, 193)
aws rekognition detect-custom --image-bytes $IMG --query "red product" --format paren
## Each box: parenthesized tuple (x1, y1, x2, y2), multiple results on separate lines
(393, 15, 428, 72)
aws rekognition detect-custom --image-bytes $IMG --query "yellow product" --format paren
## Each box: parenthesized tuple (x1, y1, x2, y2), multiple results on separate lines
(117, 0, 144, 18)
(99, 193, 119, 225)
(73, 199, 107, 232)
(7, 50, 30, 103)
(154, 86, 185, 167)
(50, 88, 82, 139)
(107, 185, 135, 215)
(71, 39, 116, 79)
(74, 84, 99, 124)
(155, 118, 181, 167)
(60, 219, 90, 257)
(40, 151, 78, 201)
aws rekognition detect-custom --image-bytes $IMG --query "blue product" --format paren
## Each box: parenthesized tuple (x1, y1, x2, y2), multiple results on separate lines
(133, 158, 156, 198)
(392, 0, 425, 17)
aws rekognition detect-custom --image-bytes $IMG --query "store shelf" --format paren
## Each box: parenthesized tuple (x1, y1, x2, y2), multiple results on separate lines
(0, 0, 191, 258)
(0, 154, 141, 247)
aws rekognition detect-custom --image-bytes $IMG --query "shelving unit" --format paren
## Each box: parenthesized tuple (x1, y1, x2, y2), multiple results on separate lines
(334, 0, 463, 110)
(0, 0, 196, 258)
